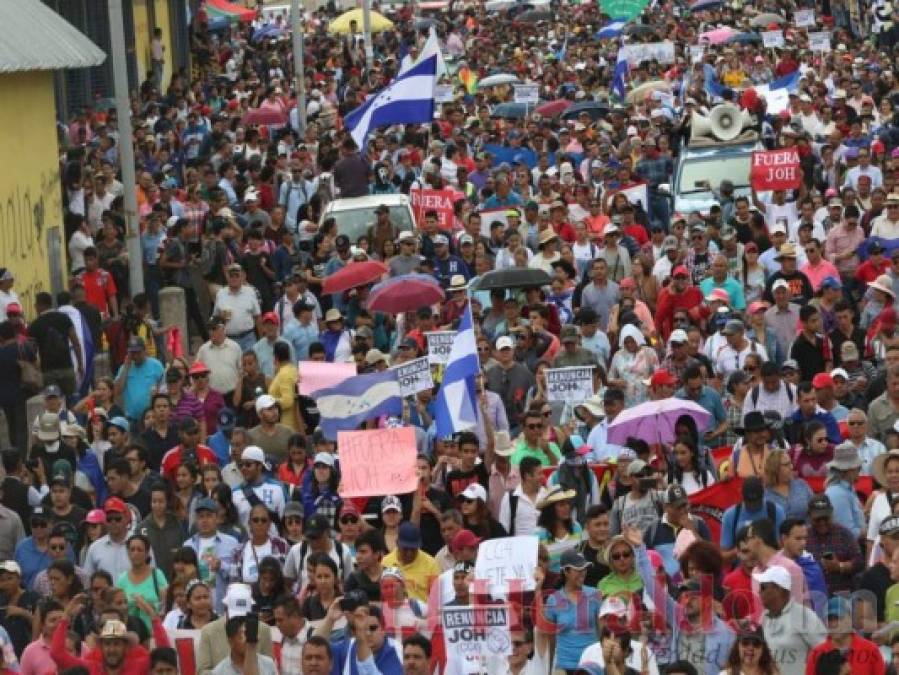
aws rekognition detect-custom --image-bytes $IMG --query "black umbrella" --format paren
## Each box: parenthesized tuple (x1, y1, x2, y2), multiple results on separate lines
(516, 9, 553, 21)
(623, 24, 658, 37)
(471, 268, 553, 291)
(561, 101, 611, 122)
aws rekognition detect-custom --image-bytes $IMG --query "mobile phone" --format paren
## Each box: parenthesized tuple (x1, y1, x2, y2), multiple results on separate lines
(823, 551, 834, 560)
(245, 613, 259, 643)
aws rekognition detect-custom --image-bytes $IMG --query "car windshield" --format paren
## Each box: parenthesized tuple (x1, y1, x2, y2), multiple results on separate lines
(678, 155, 752, 194)
(331, 206, 416, 243)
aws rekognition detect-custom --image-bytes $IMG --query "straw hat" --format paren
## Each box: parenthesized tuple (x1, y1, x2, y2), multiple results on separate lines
(869, 274, 896, 297)
(872, 449, 899, 486)
(536, 485, 577, 510)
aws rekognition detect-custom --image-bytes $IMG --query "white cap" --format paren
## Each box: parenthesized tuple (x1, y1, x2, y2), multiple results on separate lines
(397, 230, 416, 242)
(381, 495, 402, 512)
(223, 583, 255, 617)
(753, 565, 791, 591)
(460, 483, 487, 502)
(599, 596, 629, 618)
(496, 336, 514, 350)
(668, 329, 689, 344)
(241, 446, 268, 467)
(244, 189, 259, 202)
(255, 394, 278, 413)
(313, 451, 335, 467)
(166, 215, 180, 229)
(830, 368, 850, 380)
(772, 279, 790, 292)
(770, 223, 787, 235)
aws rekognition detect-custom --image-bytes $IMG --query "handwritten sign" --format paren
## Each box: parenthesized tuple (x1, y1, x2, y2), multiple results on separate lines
(392, 356, 434, 396)
(761, 30, 785, 48)
(619, 41, 676, 65)
(689, 45, 705, 62)
(435, 84, 456, 103)
(475, 535, 539, 595)
(338, 427, 418, 497)
(410, 187, 461, 231)
(297, 361, 357, 396)
(751, 148, 801, 191)
(513, 84, 539, 104)
(426, 331, 457, 365)
(478, 207, 514, 237)
(808, 31, 831, 51)
(546, 366, 595, 402)
(442, 605, 512, 673)
(795, 8, 815, 26)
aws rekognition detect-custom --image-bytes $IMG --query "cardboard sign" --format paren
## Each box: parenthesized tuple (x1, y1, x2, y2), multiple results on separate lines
(761, 30, 785, 48)
(545, 366, 595, 402)
(474, 535, 539, 594)
(410, 187, 460, 231)
(795, 8, 815, 26)
(808, 31, 831, 51)
(513, 84, 539, 104)
(426, 331, 457, 365)
(297, 361, 357, 395)
(392, 356, 434, 396)
(435, 84, 456, 103)
(619, 41, 676, 65)
(337, 427, 418, 497)
(689, 45, 705, 62)
(751, 149, 801, 191)
(442, 605, 513, 673)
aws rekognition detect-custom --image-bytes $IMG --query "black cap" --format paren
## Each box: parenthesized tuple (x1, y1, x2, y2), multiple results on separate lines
(808, 494, 833, 517)
(304, 513, 331, 539)
(335, 235, 350, 249)
(179, 417, 199, 433)
(665, 484, 688, 507)
(340, 589, 369, 611)
(742, 476, 764, 504)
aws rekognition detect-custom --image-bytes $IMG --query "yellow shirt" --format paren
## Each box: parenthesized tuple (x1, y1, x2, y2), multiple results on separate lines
(269, 363, 299, 431)
(382, 549, 440, 602)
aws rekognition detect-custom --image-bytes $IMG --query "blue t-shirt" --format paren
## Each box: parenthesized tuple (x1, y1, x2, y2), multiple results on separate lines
(719, 500, 785, 550)
(118, 357, 164, 421)
(543, 587, 603, 669)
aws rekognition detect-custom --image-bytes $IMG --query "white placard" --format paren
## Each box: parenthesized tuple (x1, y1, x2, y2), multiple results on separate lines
(435, 84, 456, 103)
(426, 331, 456, 365)
(392, 356, 434, 396)
(619, 41, 676, 66)
(475, 535, 539, 595)
(513, 84, 540, 104)
(808, 31, 831, 51)
(690, 45, 706, 63)
(755, 84, 791, 115)
(795, 9, 815, 26)
(761, 30, 785, 48)
(545, 366, 595, 402)
(442, 605, 513, 673)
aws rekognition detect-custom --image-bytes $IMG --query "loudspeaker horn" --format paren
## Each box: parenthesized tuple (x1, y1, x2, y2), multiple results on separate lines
(709, 103, 748, 141)
(690, 110, 713, 140)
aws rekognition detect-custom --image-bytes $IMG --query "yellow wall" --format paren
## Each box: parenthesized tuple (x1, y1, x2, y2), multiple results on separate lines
(154, 0, 173, 87)
(133, 0, 151, 82)
(0, 71, 64, 317)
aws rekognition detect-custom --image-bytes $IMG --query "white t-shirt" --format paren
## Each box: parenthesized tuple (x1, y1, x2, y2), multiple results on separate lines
(241, 540, 273, 583)
(68, 231, 94, 272)
(579, 640, 659, 675)
(715, 341, 768, 379)
(867, 491, 891, 566)
(765, 200, 799, 231)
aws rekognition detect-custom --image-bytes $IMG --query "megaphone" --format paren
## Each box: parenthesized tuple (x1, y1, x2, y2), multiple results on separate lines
(709, 103, 750, 141)
(690, 110, 713, 141)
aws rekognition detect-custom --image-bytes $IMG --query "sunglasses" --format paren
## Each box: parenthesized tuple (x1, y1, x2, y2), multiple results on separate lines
(848, 420, 865, 426)
(191, 373, 209, 379)
(526, 423, 543, 430)
(340, 516, 360, 524)
(31, 521, 48, 528)
(740, 638, 763, 647)
(49, 544, 67, 552)
(610, 551, 633, 561)
(106, 515, 124, 523)
(513, 641, 529, 647)
(250, 517, 270, 524)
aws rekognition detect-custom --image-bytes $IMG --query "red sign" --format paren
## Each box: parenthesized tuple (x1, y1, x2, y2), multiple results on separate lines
(751, 149, 801, 191)
(409, 187, 461, 231)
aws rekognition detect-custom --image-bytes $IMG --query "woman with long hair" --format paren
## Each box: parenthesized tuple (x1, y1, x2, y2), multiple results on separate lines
(598, 535, 643, 600)
(73, 377, 124, 420)
(116, 533, 167, 630)
(381, 496, 403, 552)
(138, 483, 185, 580)
(301, 553, 342, 623)
(868, 450, 899, 562)
(791, 420, 834, 479)
(535, 486, 584, 573)
(201, 464, 222, 498)
(669, 438, 716, 495)
(162, 576, 188, 629)
(213, 482, 245, 541)
(459, 484, 507, 540)
(723, 371, 752, 448)
(173, 461, 201, 527)
(78, 510, 107, 567)
(253, 556, 288, 625)
(723, 624, 778, 675)
(631, 255, 658, 313)
(301, 453, 342, 529)
(230, 504, 289, 583)
(741, 244, 767, 305)
(763, 449, 813, 521)
(176, 579, 217, 630)
(47, 559, 84, 605)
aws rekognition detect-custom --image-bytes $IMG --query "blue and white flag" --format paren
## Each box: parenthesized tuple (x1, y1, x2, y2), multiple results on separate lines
(434, 306, 480, 437)
(596, 20, 627, 40)
(316, 369, 403, 440)
(612, 48, 629, 100)
(345, 42, 438, 149)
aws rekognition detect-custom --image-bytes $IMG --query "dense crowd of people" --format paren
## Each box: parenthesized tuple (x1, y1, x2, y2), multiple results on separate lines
(6, 0, 899, 673)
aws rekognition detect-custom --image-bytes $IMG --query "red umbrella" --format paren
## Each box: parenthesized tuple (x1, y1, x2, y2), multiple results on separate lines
(367, 273, 445, 314)
(536, 99, 572, 117)
(322, 260, 388, 295)
(241, 107, 288, 126)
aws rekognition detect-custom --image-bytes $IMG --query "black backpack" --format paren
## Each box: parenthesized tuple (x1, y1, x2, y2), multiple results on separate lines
(730, 501, 777, 546)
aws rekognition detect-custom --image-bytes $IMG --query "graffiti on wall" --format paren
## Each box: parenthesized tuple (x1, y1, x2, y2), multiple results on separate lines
(0, 168, 62, 315)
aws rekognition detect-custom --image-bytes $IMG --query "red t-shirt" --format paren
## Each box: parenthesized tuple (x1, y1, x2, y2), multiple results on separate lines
(78, 268, 117, 316)
(806, 635, 885, 675)
(722, 566, 760, 621)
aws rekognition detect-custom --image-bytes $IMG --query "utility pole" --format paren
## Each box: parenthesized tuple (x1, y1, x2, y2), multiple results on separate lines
(108, 0, 144, 294)
(291, 0, 307, 131)
(361, 0, 373, 72)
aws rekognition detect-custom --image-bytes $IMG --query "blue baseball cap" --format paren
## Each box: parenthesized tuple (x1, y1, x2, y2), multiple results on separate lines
(194, 497, 218, 513)
(821, 276, 843, 291)
(106, 416, 130, 433)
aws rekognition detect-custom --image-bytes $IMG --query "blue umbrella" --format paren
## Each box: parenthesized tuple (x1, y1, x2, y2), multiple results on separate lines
(492, 102, 531, 119)
(252, 24, 288, 42)
(690, 0, 723, 9)
(726, 31, 762, 44)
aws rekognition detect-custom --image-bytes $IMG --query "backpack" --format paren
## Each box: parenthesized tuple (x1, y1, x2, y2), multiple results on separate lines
(750, 382, 794, 409)
(297, 539, 347, 579)
(730, 500, 777, 547)
(611, 490, 663, 531)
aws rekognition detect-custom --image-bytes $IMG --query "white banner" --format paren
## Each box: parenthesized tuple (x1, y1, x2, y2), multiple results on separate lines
(795, 9, 815, 26)
(619, 41, 676, 65)
(755, 84, 791, 115)
(442, 605, 513, 674)
(761, 30, 785, 48)
(603, 181, 649, 212)
(426, 331, 456, 365)
(808, 31, 831, 51)
(392, 356, 434, 396)
(513, 84, 539, 104)
(689, 45, 705, 63)
(475, 535, 539, 595)
(545, 366, 595, 402)
(435, 84, 456, 103)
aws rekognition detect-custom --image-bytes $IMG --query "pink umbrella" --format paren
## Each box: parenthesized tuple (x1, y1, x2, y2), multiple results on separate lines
(536, 99, 572, 117)
(241, 107, 288, 126)
(699, 26, 737, 45)
(367, 273, 445, 314)
(606, 398, 711, 445)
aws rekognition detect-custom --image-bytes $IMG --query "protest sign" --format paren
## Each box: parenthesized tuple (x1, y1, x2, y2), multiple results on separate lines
(338, 427, 418, 497)
(513, 84, 539, 104)
(602, 181, 649, 212)
(689, 45, 705, 62)
(619, 41, 676, 65)
(545, 366, 595, 402)
(479, 207, 515, 236)
(808, 31, 831, 51)
(426, 331, 457, 365)
(410, 187, 461, 231)
(751, 148, 801, 191)
(475, 535, 539, 594)
(442, 605, 513, 673)
(435, 84, 456, 103)
(795, 9, 815, 26)
(297, 361, 357, 396)
(754, 84, 790, 115)
(392, 356, 434, 396)
(761, 30, 785, 48)
(168, 628, 284, 675)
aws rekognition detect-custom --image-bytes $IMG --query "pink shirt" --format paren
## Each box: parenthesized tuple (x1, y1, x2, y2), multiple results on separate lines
(750, 551, 810, 621)
(800, 259, 841, 292)
(20, 638, 56, 675)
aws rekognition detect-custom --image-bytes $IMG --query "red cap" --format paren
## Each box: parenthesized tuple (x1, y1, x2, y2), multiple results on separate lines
(450, 529, 482, 552)
(227, 98, 239, 111)
(262, 311, 280, 325)
(104, 497, 131, 521)
(619, 277, 636, 290)
(672, 265, 690, 278)
(188, 360, 210, 376)
(339, 501, 361, 518)
(812, 373, 834, 389)
(873, 140, 886, 155)
(650, 370, 678, 387)
(5, 303, 21, 315)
